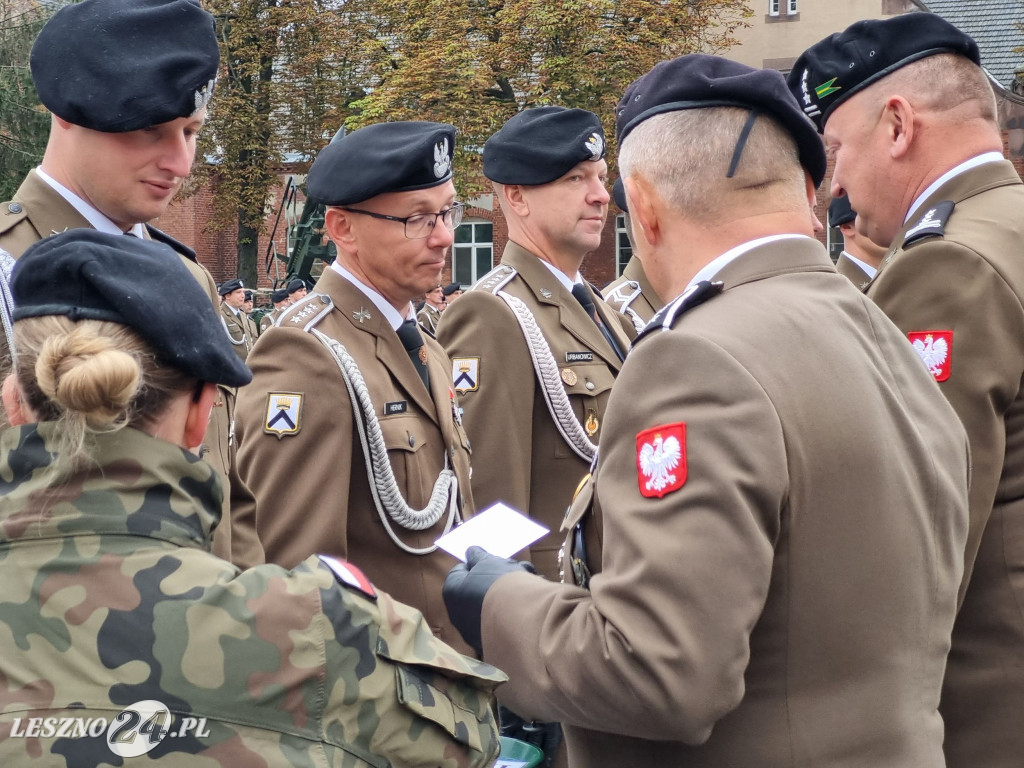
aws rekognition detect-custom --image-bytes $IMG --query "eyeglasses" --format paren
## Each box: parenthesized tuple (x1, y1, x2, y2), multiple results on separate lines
(340, 202, 464, 239)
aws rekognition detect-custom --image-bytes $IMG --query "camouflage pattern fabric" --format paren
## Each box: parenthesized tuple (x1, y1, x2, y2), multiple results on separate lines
(0, 423, 504, 767)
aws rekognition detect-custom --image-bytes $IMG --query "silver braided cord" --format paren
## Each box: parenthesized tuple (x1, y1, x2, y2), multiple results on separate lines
(496, 291, 597, 463)
(624, 306, 646, 335)
(311, 328, 459, 555)
(0, 247, 15, 361)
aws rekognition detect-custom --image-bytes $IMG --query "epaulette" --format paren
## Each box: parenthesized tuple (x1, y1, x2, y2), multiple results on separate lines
(145, 224, 197, 261)
(635, 280, 723, 344)
(902, 200, 954, 248)
(276, 292, 333, 332)
(473, 264, 517, 294)
(0, 201, 28, 237)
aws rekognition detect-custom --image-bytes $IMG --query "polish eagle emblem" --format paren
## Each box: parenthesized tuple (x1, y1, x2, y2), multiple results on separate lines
(908, 331, 952, 382)
(636, 423, 687, 498)
(433, 138, 451, 178)
(584, 132, 604, 160)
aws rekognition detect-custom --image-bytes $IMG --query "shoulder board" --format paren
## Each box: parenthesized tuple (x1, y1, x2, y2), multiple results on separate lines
(318, 555, 377, 600)
(0, 201, 28, 237)
(472, 264, 517, 294)
(902, 200, 954, 248)
(145, 224, 197, 261)
(635, 280, 723, 344)
(277, 292, 333, 331)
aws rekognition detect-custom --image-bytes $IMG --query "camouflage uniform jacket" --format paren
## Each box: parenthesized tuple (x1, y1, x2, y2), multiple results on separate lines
(0, 424, 504, 767)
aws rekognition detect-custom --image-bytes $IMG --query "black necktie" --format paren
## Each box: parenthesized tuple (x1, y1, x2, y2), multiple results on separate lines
(396, 319, 431, 393)
(571, 283, 624, 362)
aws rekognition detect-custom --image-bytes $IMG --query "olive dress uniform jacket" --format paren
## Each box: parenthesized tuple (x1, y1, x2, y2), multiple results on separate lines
(0, 169, 250, 563)
(478, 237, 969, 768)
(220, 302, 253, 361)
(233, 268, 476, 655)
(418, 303, 442, 334)
(260, 307, 280, 334)
(834, 251, 873, 289)
(863, 159, 1024, 768)
(0, 423, 504, 767)
(602, 256, 663, 332)
(436, 242, 635, 579)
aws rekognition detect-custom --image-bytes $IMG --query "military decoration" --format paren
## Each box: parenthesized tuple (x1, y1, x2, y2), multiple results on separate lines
(353, 307, 371, 324)
(540, 288, 553, 299)
(584, 410, 599, 437)
(449, 387, 464, 426)
(452, 357, 479, 393)
(908, 330, 953, 382)
(636, 422, 686, 498)
(561, 368, 578, 386)
(264, 392, 303, 438)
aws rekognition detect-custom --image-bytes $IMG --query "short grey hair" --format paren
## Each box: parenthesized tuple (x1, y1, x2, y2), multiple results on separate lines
(618, 108, 807, 225)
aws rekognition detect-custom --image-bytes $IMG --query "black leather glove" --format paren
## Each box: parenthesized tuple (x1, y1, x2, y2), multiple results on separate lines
(443, 545, 536, 656)
(498, 705, 563, 768)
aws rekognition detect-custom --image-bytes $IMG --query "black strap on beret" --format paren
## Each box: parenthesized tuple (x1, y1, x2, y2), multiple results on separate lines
(727, 110, 761, 179)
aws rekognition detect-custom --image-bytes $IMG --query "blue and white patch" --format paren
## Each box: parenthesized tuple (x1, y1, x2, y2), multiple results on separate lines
(264, 392, 303, 438)
(452, 357, 479, 393)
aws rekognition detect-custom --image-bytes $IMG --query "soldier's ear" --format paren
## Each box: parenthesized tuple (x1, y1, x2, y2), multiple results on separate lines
(184, 382, 217, 454)
(501, 183, 531, 217)
(2, 375, 31, 427)
(324, 206, 357, 247)
(626, 174, 662, 248)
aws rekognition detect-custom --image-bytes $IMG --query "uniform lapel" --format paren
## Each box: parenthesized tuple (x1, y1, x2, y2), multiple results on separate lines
(16, 171, 91, 239)
(709, 236, 834, 290)
(504, 244, 622, 370)
(324, 270, 439, 422)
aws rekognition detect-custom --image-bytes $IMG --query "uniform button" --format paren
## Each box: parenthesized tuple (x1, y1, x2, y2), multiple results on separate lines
(586, 381, 595, 391)
(320, 295, 329, 304)
(408, 435, 415, 447)
(7, 203, 22, 214)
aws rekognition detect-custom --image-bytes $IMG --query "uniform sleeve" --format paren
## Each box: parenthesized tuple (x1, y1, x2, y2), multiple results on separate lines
(436, 291, 537, 516)
(868, 240, 1024, 586)
(233, 327, 356, 568)
(479, 331, 788, 744)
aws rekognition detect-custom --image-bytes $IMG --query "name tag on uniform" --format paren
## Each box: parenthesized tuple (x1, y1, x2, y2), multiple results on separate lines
(566, 351, 593, 363)
(384, 400, 408, 415)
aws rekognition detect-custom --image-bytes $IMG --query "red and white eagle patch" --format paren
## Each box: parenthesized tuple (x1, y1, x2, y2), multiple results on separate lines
(908, 330, 953, 382)
(636, 423, 687, 498)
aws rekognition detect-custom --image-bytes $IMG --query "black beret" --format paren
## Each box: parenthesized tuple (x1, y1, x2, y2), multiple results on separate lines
(31, 0, 219, 133)
(612, 178, 628, 212)
(442, 282, 461, 296)
(271, 288, 290, 303)
(243, 290, 253, 301)
(287, 278, 306, 294)
(307, 122, 456, 206)
(788, 14, 980, 132)
(12, 231, 251, 388)
(616, 54, 826, 188)
(828, 195, 856, 228)
(219, 279, 243, 296)
(484, 107, 606, 185)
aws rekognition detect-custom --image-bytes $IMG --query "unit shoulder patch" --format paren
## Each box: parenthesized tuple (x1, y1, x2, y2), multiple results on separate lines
(452, 357, 479, 393)
(636, 423, 686, 498)
(908, 330, 952, 382)
(264, 392, 303, 437)
(902, 201, 954, 247)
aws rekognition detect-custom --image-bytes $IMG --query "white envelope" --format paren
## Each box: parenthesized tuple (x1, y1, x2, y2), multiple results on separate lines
(435, 502, 549, 562)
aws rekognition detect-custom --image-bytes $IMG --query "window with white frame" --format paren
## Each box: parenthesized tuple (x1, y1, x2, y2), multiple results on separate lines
(788, 0, 797, 13)
(453, 219, 494, 286)
(769, 0, 780, 15)
(616, 214, 632, 276)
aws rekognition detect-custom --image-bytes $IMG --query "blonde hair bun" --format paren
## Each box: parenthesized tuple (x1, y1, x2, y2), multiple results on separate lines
(35, 325, 142, 429)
